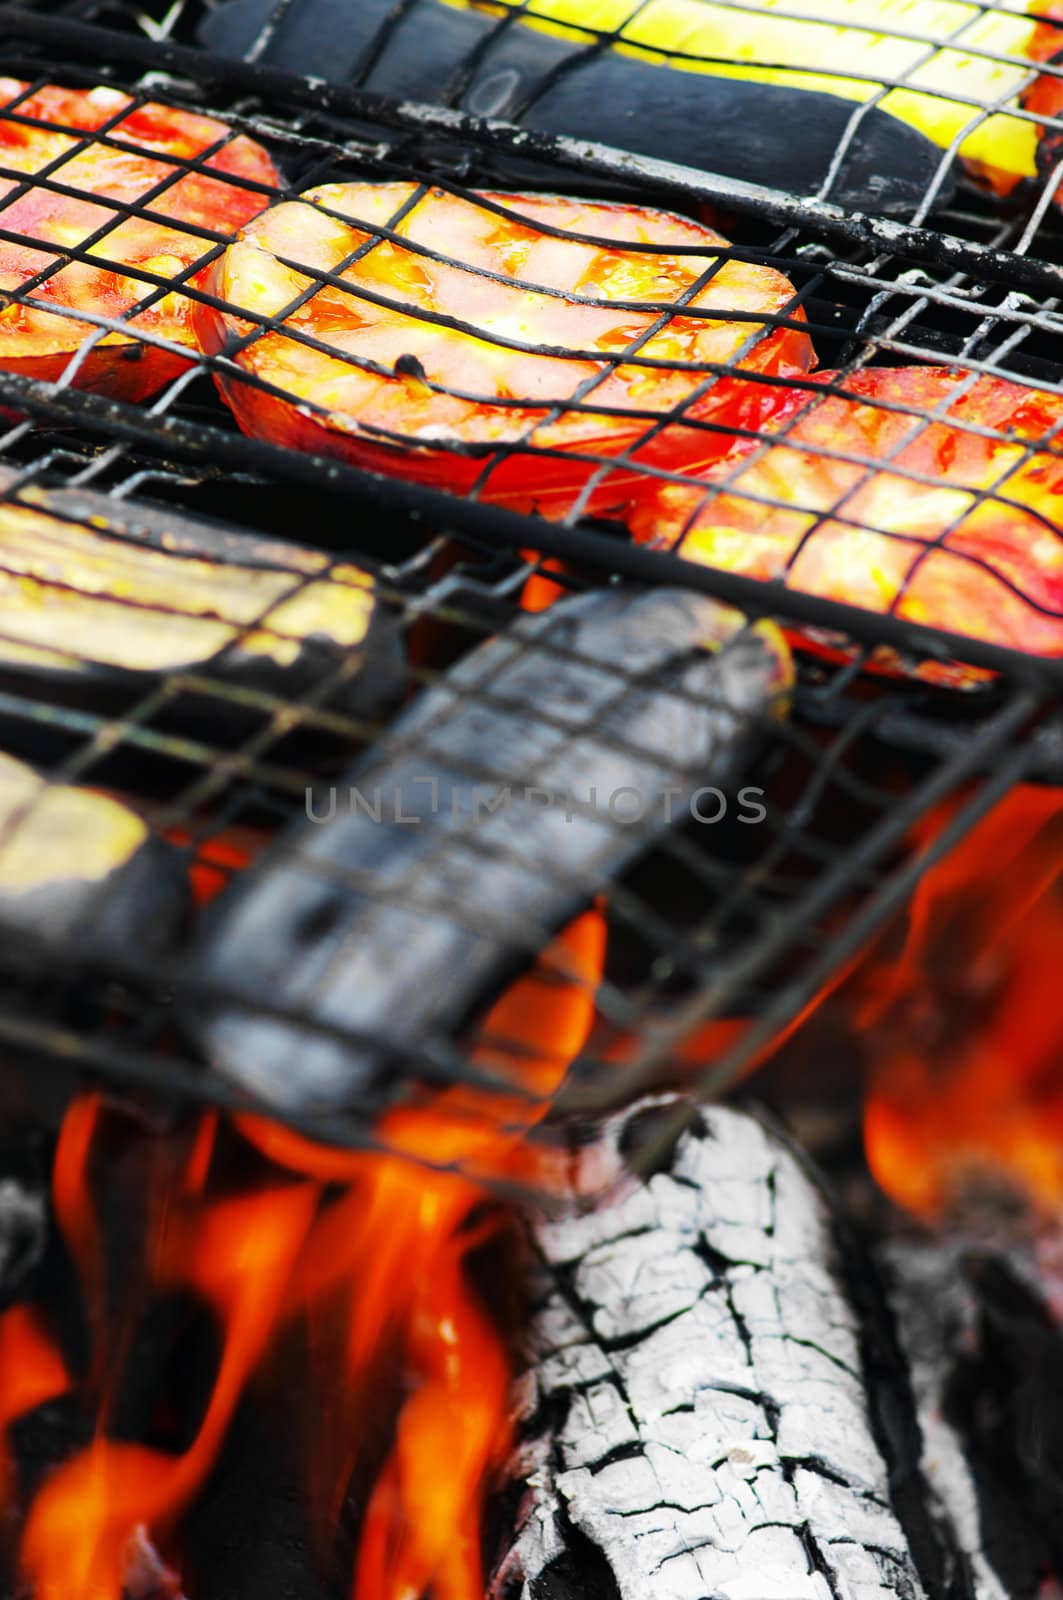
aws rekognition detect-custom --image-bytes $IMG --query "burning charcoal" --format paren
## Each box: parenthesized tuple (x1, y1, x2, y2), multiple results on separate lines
(0, 1176, 45, 1302)
(0, 752, 189, 962)
(885, 1238, 1063, 1600)
(0, 468, 401, 752)
(190, 588, 792, 1112)
(491, 1098, 973, 1600)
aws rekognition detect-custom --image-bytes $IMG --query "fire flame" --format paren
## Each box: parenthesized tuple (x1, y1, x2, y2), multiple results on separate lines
(859, 786, 1063, 1225)
(6, 759, 1061, 1600)
(0, 1306, 68, 1499)
(9, 909, 603, 1600)
(21, 1184, 319, 1600)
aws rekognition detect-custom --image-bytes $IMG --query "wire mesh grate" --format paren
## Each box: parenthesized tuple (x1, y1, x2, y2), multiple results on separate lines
(0, 9, 1059, 1187)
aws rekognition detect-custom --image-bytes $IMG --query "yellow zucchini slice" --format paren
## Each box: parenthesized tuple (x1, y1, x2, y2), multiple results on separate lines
(443, 0, 1043, 178)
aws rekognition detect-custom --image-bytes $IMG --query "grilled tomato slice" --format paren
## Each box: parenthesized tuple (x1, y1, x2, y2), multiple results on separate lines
(0, 80, 278, 402)
(630, 366, 1063, 685)
(193, 183, 812, 517)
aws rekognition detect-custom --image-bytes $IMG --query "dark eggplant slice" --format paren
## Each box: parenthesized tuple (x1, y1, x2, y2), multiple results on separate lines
(200, 0, 953, 214)
(0, 752, 189, 959)
(190, 586, 792, 1115)
(0, 471, 402, 751)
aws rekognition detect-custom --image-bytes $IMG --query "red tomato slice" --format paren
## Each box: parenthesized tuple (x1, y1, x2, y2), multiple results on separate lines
(0, 81, 279, 402)
(630, 365, 1063, 685)
(192, 183, 812, 517)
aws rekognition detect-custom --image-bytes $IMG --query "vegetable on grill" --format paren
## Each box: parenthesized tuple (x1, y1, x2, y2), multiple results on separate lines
(194, 183, 813, 519)
(0, 468, 400, 738)
(0, 752, 189, 958)
(200, 0, 949, 214)
(429, 0, 1044, 194)
(190, 587, 792, 1115)
(0, 81, 278, 402)
(629, 365, 1063, 685)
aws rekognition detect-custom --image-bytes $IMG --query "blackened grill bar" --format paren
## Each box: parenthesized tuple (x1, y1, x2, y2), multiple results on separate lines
(0, 667, 1042, 1167)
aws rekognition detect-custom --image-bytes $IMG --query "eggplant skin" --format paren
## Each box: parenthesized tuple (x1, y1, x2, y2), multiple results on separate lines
(201, 0, 951, 214)
(515, 64, 946, 217)
(0, 753, 189, 960)
(0, 470, 402, 738)
(191, 587, 792, 1116)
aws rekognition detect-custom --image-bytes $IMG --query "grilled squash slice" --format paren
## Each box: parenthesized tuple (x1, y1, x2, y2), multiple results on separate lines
(439, 0, 1043, 183)
(0, 753, 189, 957)
(0, 471, 401, 743)
(202, 0, 953, 211)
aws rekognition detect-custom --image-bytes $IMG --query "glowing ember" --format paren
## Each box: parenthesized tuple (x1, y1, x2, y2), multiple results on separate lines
(520, 556, 569, 614)
(163, 825, 262, 908)
(8, 910, 603, 1600)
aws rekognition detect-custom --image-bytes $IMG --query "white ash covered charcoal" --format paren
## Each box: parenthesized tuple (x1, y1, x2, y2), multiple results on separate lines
(493, 1100, 976, 1600)
(884, 1238, 1063, 1600)
(0, 1174, 45, 1303)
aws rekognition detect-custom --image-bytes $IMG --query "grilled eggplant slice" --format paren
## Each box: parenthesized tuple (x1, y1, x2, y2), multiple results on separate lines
(201, 0, 951, 213)
(191, 587, 792, 1114)
(424, 0, 1040, 183)
(0, 470, 401, 746)
(0, 753, 188, 957)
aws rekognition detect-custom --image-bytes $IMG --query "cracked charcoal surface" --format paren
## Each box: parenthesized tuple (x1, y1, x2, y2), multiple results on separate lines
(0, 1175, 45, 1302)
(492, 1102, 928, 1600)
(881, 1242, 1009, 1600)
(884, 1238, 1063, 1600)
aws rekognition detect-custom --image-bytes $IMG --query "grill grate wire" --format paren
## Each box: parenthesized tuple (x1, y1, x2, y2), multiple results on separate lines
(0, 8, 1059, 1186)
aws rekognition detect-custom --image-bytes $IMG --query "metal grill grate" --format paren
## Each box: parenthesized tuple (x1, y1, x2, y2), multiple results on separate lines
(0, 8, 1060, 1186)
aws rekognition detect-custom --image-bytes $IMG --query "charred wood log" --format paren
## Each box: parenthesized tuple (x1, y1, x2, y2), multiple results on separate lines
(493, 1100, 979, 1600)
(192, 589, 791, 1113)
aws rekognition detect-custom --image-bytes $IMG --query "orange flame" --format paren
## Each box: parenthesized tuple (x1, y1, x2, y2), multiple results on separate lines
(240, 909, 605, 1600)
(860, 787, 1063, 1224)
(520, 555, 569, 614)
(51, 1091, 105, 1360)
(354, 1235, 510, 1600)
(0, 1307, 68, 1498)
(21, 1184, 317, 1600)
(16, 909, 604, 1600)
(163, 825, 262, 907)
